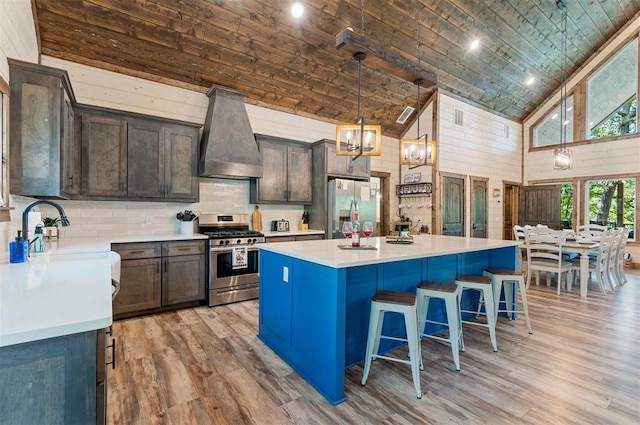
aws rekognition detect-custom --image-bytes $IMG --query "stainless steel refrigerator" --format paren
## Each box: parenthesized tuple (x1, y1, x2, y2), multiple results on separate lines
(328, 178, 377, 239)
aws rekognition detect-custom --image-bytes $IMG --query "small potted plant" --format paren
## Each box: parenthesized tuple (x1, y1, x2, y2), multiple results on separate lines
(42, 217, 60, 239)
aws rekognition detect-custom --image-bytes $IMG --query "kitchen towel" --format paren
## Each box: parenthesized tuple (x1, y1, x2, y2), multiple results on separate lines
(232, 246, 248, 269)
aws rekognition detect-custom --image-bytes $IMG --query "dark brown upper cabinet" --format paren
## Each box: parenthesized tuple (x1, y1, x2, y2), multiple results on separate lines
(8, 59, 78, 198)
(250, 134, 312, 205)
(76, 105, 200, 202)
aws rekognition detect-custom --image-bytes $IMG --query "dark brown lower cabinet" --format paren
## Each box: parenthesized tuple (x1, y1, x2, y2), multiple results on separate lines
(112, 239, 205, 319)
(0, 329, 109, 425)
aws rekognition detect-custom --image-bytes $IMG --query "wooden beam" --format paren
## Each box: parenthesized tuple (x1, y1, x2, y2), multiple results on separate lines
(336, 28, 437, 87)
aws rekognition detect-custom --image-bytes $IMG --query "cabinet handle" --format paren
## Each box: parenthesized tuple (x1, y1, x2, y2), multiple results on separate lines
(106, 339, 116, 370)
(176, 247, 191, 251)
(68, 175, 73, 188)
(164, 259, 168, 273)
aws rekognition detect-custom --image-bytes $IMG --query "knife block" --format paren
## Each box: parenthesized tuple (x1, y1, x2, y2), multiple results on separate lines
(298, 220, 308, 231)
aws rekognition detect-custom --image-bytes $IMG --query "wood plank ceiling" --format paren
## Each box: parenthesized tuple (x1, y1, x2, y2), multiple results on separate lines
(32, 0, 640, 139)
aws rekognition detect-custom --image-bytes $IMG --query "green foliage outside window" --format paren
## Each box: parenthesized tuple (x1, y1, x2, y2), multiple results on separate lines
(587, 179, 635, 229)
(590, 96, 638, 139)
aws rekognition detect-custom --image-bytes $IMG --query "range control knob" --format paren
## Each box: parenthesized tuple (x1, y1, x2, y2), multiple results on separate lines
(224, 240, 230, 245)
(218, 240, 225, 246)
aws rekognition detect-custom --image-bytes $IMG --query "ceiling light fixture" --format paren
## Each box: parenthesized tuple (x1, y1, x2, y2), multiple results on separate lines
(526, 76, 535, 86)
(336, 52, 381, 157)
(469, 39, 480, 51)
(336, 1, 381, 158)
(554, 0, 572, 170)
(290, 2, 304, 18)
(400, 79, 436, 167)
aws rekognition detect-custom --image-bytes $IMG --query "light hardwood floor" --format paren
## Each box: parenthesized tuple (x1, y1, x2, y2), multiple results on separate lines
(108, 272, 640, 425)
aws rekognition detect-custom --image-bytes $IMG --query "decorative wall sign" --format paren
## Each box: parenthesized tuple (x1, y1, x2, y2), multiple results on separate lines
(403, 172, 421, 183)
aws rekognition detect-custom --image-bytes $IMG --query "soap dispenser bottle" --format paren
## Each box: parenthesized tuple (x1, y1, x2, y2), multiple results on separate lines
(32, 225, 45, 254)
(9, 231, 28, 263)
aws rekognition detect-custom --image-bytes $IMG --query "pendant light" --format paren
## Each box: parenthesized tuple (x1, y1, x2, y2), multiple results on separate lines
(336, 52, 382, 157)
(400, 79, 436, 166)
(553, 0, 572, 170)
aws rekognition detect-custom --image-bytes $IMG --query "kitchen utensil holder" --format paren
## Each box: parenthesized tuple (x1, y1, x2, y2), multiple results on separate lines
(180, 221, 195, 235)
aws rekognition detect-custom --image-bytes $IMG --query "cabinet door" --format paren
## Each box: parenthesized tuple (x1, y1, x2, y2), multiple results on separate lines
(325, 141, 370, 179)
(9, 67, 63, 197)
(0, 331, 97, 425)
(60, 91, 78, 196)
(256, 140, 288, 202)
(113, 257, 162, 317)
(287, 144, 312, 203)
(164, 124, 198, 201)
(81, 113, 127, 197)
(128, 119, 164, 198)
(162, 254, 205, 305)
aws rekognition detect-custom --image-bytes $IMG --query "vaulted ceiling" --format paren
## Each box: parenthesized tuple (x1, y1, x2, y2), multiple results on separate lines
(32, 0, 640, 139)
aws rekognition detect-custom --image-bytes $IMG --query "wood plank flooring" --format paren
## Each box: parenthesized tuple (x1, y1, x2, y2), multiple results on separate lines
(108, 272, 640, 425)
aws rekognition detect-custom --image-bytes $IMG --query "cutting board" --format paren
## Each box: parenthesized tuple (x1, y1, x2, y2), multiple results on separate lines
(252, 205, 263, 231)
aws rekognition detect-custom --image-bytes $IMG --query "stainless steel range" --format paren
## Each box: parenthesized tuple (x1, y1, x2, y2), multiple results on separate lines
(199, 213, 265, 306)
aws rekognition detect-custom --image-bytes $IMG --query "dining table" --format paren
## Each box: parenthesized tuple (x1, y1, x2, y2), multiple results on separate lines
(560, 239, 600, 299)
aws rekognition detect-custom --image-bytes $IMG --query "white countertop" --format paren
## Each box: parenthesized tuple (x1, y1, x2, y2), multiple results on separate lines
(262, 229, 325, 238)
(0, 233, 207, 348)
(257, 234, 519, 268)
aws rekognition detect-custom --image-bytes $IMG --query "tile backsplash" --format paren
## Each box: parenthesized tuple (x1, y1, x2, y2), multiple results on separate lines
(0, 178, 306, 262)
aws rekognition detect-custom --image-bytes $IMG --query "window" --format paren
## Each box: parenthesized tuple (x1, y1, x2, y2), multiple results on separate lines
(560, 183, 574, 229)
(532, 95, 574, 147)
(588, 38, 638, 139)
(0, 76, 9, 220)
(585, 178, 636, 240)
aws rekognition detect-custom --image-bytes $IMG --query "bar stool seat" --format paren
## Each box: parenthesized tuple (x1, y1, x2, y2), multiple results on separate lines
(416, 281, 465, 371)
(455, 275, 498, 352)
(482, 268, 533, 334)
(361, 290, 423, 399)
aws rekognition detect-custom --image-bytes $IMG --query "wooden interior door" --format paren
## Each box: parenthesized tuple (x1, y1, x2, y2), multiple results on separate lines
(503, 183, 521, 239)
(471, 178, 487, 238)
(522, 185, 561, 229)
(443, 175, 464, 236)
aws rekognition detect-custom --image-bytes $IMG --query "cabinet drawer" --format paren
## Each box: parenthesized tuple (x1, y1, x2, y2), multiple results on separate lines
(266, 236, 296, 243)
(112, 242, 160, 260)
(162, 240, 205, 256)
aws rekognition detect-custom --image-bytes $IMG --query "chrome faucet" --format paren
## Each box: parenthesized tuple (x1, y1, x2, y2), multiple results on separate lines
(21, 200, 70, 242)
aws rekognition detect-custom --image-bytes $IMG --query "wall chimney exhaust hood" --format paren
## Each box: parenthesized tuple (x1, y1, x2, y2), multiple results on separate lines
(199, 85, 263, 178)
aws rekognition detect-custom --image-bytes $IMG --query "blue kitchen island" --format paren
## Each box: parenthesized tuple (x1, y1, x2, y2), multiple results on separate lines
(257, 235, 519, 405)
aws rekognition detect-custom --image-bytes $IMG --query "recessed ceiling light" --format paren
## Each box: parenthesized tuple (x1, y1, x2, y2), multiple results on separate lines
(469, 39, 480, 50)
(567, 106, 573, 112)
(291, 2, 304, 18)
(526, 77, 535, 86)
(551, 113, 558, 120)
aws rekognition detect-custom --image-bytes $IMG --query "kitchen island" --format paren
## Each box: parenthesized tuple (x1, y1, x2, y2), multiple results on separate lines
(257, 235, 519, 405)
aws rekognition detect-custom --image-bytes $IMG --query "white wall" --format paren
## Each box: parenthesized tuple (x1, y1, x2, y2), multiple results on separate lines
(437, 92, 523, 239)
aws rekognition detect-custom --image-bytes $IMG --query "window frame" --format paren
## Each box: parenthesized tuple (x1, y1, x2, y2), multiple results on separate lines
(530, 34, 639, 151)
(0, 75, 9, 222)
(586, 37, 638, 140)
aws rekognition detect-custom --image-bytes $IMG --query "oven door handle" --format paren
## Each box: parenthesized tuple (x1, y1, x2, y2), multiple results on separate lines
(210, 246, 260, 253)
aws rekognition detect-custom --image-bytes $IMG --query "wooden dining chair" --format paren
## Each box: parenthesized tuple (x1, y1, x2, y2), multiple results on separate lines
(612, 227, 630, 287)
(525, 230, 574, 294)
(570, 228, 612, 295)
